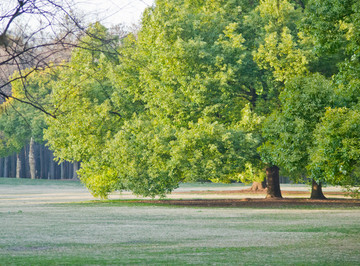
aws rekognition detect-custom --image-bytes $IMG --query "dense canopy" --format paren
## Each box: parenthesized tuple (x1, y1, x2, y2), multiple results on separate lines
(0, 0, 359, 198)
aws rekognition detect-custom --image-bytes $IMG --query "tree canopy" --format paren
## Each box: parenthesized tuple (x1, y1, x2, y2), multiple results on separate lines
(1, 0, 359, 198)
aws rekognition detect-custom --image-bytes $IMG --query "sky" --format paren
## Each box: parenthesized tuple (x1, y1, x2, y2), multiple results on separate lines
(74, 0, 155, 27)
(0, 0, 153, 34)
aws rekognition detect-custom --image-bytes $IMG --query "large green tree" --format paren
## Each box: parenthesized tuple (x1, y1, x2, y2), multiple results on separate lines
(260, 74, 334, 198)
(259, 0, 360, 198)
(45, 1, 272, 198)
(43, 0, 360, 200)
(304, 0, 360, 196)
(252, 0, 312, 197)
(122, 0, 264, 179)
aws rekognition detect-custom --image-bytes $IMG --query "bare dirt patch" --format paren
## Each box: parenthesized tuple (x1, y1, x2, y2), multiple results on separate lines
(173, 188, 347, 196)
(135, 198, 360, 208)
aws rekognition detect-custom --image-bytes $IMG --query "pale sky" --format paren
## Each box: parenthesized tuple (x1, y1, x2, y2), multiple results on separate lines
(75, 0, 155, 27)
(0, 0, 155, 38)
(0, 0, 154, 34)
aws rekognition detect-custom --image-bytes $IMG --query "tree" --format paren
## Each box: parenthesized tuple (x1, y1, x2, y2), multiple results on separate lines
(127, 0, 263, 176)
(12, 0, 358, 200)
(0, 0, 122, 179)
(44, 23, 134, 196)
(259, 0, 360, 198)
(252, 0, 311, 197)
(0, 0, 122, 116)
(304, 0, 360, 197)
(310, 108, 360, 197)
(0, 65, 56, 178)
(44, 1, 269, 198)
(260, 74, 334, 199)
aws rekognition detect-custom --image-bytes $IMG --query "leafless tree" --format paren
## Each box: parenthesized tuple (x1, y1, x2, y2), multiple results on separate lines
(0, 0, 122, 115)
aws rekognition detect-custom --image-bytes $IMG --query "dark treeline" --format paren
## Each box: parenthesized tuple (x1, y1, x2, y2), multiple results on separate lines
(0, 141, 79, 179)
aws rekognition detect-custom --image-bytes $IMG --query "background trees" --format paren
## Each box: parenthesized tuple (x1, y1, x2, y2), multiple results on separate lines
(304, 0, 360, 196)
(0, 0, 77, 104)
(1, 0, 359, 199)
(260, 74, 334, 198)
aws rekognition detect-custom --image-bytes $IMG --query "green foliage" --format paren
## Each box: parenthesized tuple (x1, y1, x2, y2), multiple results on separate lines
(254, 0, 309, 82)
(0, 102, 30, 156)
(5, 0, 358, 198)
(300, 0, 360, 191)
(105, 117, 178, 197)
(120, 0, 265, 189)
(44, 23, 130, 196)
(310, 107, 360, 187)
(304, 0, 360, 77)
(260, 74, 333, 182)
(44, 2, 270, 198)
(304, 0, 355, 54)
(257, 0, 360, 193)
(0, 67, 54, 156)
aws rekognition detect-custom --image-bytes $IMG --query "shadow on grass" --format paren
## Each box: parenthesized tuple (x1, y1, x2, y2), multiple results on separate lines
(63, 198, 360, 209)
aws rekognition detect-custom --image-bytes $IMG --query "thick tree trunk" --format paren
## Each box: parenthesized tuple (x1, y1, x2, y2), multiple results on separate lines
(251, 181, 266, 191)
(261, 178, 267, 189)
(310, 179, 326, 199)
(266, 165, 282, 198)
(29, 138, 36, 179)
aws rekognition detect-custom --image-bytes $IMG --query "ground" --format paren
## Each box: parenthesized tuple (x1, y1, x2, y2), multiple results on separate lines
(138, 187, 360, 207)
(1, 178, 359, 265)
(137, 198, 360, 208)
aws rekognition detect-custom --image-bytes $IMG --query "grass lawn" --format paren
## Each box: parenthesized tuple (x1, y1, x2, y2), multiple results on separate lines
(0, 178, 359, 265)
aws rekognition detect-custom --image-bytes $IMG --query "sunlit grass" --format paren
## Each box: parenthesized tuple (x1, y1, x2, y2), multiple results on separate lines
(0, 178, 359, 265)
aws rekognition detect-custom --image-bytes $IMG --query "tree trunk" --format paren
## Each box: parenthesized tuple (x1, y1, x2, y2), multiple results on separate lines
(55, 160, 61, 179)
(251, 182, 266, 191)
(35, 142, 40, 179)
(39, 144, 45, 179)
(10, 153, 16, 177)
(73, 161, 79, 180)
(68, 162, 73, 179)
(29, 137, 36, 179)
(4, 156, 9, 177)
(48, 152, 55, 179)
(60, 162, 65, 179)
(24, 144, 30, 178)
(266, 165, 282, 198)
(0, 157, 3, 177)
(16, 151, 24, 179)
(310, 179, 326, 199)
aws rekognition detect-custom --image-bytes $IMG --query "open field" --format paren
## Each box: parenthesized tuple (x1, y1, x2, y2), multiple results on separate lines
(1, 178, 360, 265)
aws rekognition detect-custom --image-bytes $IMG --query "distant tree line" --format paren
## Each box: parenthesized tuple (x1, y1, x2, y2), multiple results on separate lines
(0, 141, 79, 179)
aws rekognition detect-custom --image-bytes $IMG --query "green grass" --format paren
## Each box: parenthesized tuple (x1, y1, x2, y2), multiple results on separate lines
(1, 204, 360, 265)
(1, 178, 359, 265)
